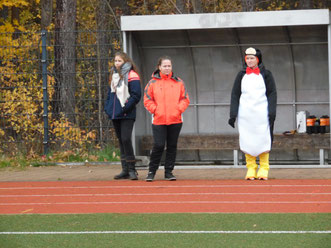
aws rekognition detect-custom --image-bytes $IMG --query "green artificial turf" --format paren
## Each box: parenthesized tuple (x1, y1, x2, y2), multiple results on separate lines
(0, 213, 330, 248)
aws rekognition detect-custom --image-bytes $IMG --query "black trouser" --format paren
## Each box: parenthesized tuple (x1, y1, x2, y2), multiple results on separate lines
(149, 123, 182, 173)
(112, 119, 135, 163)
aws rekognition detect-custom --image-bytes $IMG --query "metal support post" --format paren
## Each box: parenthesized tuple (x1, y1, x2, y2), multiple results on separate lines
(328, 22, 331, 165)
(320, 149, 325, 166)
(233, 150, 239, 166)
(41, 30, 49, 155)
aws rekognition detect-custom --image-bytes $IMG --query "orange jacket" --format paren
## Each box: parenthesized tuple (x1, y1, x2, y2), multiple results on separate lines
(144, 70, 190, 125)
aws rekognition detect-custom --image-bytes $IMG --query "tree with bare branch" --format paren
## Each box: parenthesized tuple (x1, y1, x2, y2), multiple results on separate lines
(41, 0, 52, 30)
(176, 0, 186, 13)
(241, 0, 255, 11)
(299, 0, 312, 9)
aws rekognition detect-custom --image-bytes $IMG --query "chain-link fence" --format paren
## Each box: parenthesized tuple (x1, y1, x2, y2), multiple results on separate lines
(0, 30, 122, 155)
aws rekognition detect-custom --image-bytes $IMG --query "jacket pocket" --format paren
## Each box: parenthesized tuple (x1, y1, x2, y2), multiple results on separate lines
(153, 106, 164, 124)
(114, 109, 123, 118)
(168, 105, 182, 123)
(113, 99, 124, 118)
(104, 95, 114, 118)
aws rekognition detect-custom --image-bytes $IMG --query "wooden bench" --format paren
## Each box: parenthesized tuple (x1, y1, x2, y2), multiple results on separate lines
(141, 133, 330, 165)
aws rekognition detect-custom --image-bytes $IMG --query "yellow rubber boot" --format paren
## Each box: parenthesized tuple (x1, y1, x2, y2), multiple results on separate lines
(257, 153, 269, 180)
(245, 154, 258, 180)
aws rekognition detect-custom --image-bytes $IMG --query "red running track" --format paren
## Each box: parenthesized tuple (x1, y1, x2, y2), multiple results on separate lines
(0, 179, 330, 214)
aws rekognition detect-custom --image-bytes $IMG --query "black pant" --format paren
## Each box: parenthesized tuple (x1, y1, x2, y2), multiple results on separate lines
(149, 123, 182, 173)
(112, 119, 135, 162)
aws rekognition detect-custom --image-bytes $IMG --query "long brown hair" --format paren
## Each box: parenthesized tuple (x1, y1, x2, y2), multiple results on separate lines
(114, 52, 139, 74)
(109, 52, 139, 85)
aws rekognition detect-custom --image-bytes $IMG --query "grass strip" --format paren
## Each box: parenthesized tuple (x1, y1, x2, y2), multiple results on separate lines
(0, 213, 330, 248)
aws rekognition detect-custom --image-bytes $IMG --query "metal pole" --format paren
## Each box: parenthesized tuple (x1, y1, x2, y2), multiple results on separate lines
(122, 31, 127, 53)
(41, 30, 49, 155)
(328, 21, 331, 164)
(124, 31, 136, 155)
(122, 31, 137, 155)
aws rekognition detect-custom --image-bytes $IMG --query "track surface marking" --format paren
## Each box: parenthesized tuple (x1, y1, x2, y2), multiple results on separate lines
(0, 180, 330, 214)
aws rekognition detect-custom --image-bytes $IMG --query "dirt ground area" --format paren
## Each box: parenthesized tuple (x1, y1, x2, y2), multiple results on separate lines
(0, 163, 331, 182)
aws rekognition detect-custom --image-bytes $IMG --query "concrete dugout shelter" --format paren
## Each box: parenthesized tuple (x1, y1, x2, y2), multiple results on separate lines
(121, 9, 331, 165)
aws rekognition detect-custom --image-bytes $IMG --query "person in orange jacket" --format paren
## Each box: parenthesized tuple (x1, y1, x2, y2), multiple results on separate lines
(144, 56, 190, 182)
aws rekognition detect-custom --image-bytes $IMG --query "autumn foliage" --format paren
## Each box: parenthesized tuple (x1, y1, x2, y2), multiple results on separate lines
(0, 0, 329, 159)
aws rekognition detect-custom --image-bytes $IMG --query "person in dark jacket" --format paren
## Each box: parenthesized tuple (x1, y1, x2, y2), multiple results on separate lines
(105, 52, 141, 180)
(228, 47, 277, 180)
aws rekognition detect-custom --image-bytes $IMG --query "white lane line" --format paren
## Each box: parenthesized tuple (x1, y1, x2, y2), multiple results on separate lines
(0, 185, 330, 190)
(0, 230, 330, 235)
(1, 192, 331, 197)
(1, 201, 331, 206)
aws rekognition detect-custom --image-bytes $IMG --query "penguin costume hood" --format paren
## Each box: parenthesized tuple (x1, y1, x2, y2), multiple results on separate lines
(244, 47, 262, 66)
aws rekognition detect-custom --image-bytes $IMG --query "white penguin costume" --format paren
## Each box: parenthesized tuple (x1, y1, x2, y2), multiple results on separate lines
(229, 47, 277, 180)
(238, 69, 270, 156)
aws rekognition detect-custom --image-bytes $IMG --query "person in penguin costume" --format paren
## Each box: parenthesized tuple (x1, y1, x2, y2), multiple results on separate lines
(229, 47, 277, 180)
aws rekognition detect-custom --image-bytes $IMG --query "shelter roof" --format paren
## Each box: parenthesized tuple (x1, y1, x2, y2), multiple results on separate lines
(121, 9, 330, 31)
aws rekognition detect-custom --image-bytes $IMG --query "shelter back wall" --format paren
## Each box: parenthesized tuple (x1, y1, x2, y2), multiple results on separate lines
(132, 25, 328, 162)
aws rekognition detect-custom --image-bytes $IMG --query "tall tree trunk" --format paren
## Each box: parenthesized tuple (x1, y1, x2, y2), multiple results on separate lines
(241, 0, 255, 11)
(109, 0, 130, 29)
(0, 6, 8, 23)
(299, 0, 312, 9)
(54, 0, 77, 123)
(176, 0, 186, 14)
(11, 7, 20, 24)
(96, 0, 111, 145)
(192, 0, 203, 13)
(41, 0, 53, 30)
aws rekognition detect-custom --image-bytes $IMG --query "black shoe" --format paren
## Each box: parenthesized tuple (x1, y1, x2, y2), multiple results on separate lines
(127, 161, 138, 180)
(165, 172, 176, 181)
(128, 170, 138, 180)
(114, 171, 129, 180)
(146, 172, 155, 182)
(115, 160, 129, 179)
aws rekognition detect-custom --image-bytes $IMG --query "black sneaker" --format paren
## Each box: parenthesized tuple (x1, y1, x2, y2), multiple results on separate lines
(165, 172, 176, 181)
(145, 172, 155, 182)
